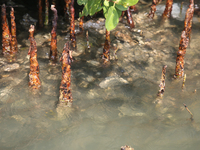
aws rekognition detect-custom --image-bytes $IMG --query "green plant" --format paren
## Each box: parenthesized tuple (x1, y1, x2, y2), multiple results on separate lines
(77, 0, 139, 31)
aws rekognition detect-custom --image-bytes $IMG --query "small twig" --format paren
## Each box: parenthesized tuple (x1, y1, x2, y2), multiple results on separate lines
(182, 74, 186, 89)
(183, 103, 193, 121)
(86, 30, 90, 50)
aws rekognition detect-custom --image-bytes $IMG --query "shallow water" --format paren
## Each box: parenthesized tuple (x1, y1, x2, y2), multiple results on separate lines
(1, 1, 200, 150)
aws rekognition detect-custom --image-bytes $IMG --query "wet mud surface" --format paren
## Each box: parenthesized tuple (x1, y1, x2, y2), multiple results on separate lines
(1, 0, 200, 150)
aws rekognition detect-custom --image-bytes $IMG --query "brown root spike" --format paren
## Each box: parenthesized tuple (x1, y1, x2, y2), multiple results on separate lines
(59, 42, 73, 107)
(148, 0, 162, 19)
(102, 29, 110, 63)
(130, 5, 138, 13)
(38, 0, 43, 28)
(70, 0, 76, 49)
(28, 25, 41, 89)
(44, 0, 49, 26)
(162, 0, 173, 19)
(175, 0, 194, 78)
(126, 7, 135, 29)
(79, 16, 84, 31)
(157, 65, 167, 97)
(64, 0, 71, 22)
(9, 7, 18, 62)
(1, 4, 11, 56)
(49, 5, 58, 63)
(64, 0, 70, 14)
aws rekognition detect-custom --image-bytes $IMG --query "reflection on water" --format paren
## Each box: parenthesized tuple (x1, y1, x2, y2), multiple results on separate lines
(1, 1, 200, 150)
(156, 2, 200, 23)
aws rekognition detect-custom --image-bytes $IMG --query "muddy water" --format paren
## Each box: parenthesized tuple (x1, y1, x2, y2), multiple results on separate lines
(1, 1, 200, 150)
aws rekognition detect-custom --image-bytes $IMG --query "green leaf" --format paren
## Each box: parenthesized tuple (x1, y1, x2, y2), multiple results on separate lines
(77, 0, 87, 5)
(103, 6, 109, 18)
(117, 0, 139, 7)
(104, 0, 109, 7)
(79, 5, 89, 17)
(115, 4, 128, 11)
(105, 6, 119, 31)
(96, 6, 103, 12)
(89, 0, 102, 16)
(126, 0, 139, 6)
(116, 9, 122, 17)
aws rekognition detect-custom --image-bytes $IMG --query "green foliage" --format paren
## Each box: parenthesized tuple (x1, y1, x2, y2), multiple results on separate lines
(78, 0, 139, 31)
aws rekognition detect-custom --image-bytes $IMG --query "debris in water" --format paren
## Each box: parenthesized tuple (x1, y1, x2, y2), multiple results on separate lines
(99, 75, 128, 88)
(157, 65, 167, 97)
(182, 74, 186, 89)
(49, 5, 58, 63)
(183, 103, 193, 121)
(59, 42, 73, 107)
(121, 145, 134, 150)
(28, 25, 41, 89)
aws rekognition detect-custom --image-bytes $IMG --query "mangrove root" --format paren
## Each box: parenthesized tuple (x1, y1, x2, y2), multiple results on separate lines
(1, 4, 11, 56)
(28, 25, 41, 89)
(9, 7, 18, 62)
(44, 0, 49, 26)
(183, 103, 193, 121)
(79, 16, 84, 31)
(148, 0, 162, 19)
(59, 42, 73, 107)
(130, 5, 138, 13)
(157, 65, 167, 97)
(38, 0, 43, 28)
(70, 0, 76, 49)
(64, 0, 71, 22)
(174, 0, 194, 78)
(162, 0, 173, 19)
(126, 7, 135, 29)
(102, 29, 110, 63)
(119, 11, 125, 22)
(49, 5, 58, 63)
